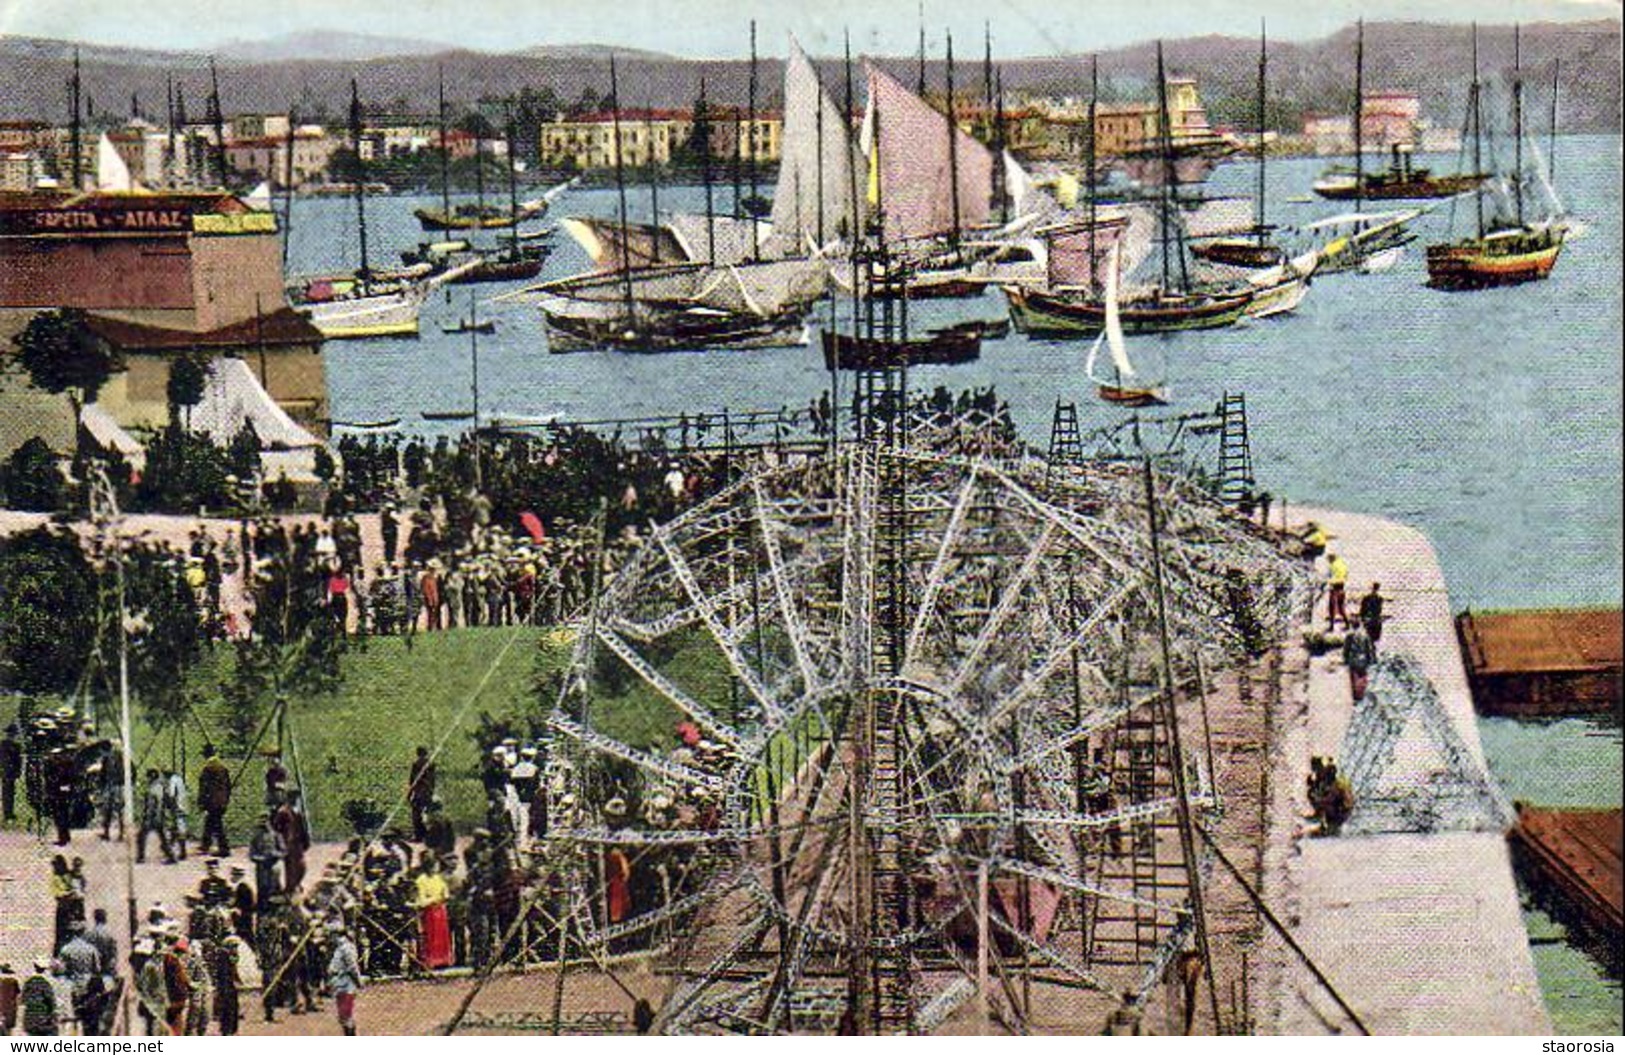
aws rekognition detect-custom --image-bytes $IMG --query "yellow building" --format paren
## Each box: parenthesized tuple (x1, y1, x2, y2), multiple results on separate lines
(537, 111, 780, 171)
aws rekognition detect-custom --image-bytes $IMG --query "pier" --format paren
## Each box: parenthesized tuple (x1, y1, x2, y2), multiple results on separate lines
(1265, 508, 1550, 1035)
(1457, 608, 1623, 719)
(1511, 805, 1624, 949)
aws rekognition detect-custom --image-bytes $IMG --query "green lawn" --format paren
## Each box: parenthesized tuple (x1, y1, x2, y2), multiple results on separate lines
(4, 626, 572, 842)
(2, 622, 785, 843)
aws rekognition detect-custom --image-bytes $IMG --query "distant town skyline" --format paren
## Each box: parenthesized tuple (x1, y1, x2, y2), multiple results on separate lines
(0, 0, 1619, 59)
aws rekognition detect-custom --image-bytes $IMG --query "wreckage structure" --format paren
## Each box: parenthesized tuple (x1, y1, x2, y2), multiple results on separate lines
(524, 361, 1317, 1033)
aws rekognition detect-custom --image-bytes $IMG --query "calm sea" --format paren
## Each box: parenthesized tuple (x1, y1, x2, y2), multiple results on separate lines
(298, 135, 1622, 1032)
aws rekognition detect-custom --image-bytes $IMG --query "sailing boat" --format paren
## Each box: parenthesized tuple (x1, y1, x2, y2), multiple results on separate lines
(1005, 42, 1253, 337)
(290, 80, 462, 339)
(1307, 20, 1423, 275)
(1193, 24, 1287, 270)
(1425, 25, 1567, 291)
(1085, 245, 1169, 407)
(450, 105, 553, 284)
(521, 55, 824, 352)
(1207, 24, 1318, 319)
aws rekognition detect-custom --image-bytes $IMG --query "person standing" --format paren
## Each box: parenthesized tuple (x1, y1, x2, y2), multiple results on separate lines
(96, 742, 123, 842)
(138, 768, 172, 864)
(325, 921, 362, 1036)
(411, 856, 453, 971)
(249, 814, 286, 907)
(1342, 622, 1378, 702)
(84, 910, 117, 1033)
(1358, 582, 1388, 649)
(45, 746, 76, 846)
(1324, 551, 1351, 631)
(162, 767, 189, 861)
(58, 923, 103, 1036)
(20, 960, 57, 1036)
(1, 724, 21, 823)
(49, 855, 78, 952)
(380, 505, 399, 566)
(273, 793, 310, 894)
(197, 745, 232, 858)
(420, 563, 442, 632)
(0, 962, 19, 1036)
(407, 747, 436, 842)
(211, 936, 242, 1036)
(161, 937, 192, 1036)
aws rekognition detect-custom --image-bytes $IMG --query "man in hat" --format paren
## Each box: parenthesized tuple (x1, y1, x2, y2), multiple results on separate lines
(198, 858, 232, 909)
(197, 744, 232, 857)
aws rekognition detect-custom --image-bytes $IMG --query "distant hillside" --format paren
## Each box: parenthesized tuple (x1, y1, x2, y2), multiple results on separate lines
(0, 20, 1616, 133)
(216, 30, 458, 63)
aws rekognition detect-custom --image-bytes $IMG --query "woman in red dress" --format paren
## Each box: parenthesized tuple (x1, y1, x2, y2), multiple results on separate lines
(412, 855, 454, 970)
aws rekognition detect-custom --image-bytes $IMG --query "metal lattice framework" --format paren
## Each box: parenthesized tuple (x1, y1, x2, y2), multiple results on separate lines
(542, 443, 1313, 1034)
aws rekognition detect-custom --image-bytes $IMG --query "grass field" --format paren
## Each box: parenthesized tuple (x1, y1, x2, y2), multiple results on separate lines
(2, 622, 813, 843)
(3, 626, 571, 841)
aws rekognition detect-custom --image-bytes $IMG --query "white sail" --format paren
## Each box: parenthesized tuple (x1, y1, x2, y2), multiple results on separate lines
(245, 181, 274, 210)
(771, 37, 864, 249)
(1102, 243, 1135, 380)
(96, 134, 135, 192)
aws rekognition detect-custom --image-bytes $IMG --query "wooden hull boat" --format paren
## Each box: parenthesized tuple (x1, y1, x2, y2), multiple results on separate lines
(1190, 239, 1285, 269)
(1425, 225, 1565, 290)
(1097, 383, 1170, 407)
(1006, 285, 1252, 337)
(544, 306, 809, 354)
(820, 328, 981, 371)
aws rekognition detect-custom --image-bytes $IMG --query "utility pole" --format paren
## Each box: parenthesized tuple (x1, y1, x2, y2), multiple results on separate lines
(945, 31, 961, 253)
(609, 56, 636, 321)
(748, 19, 760, 262)
(68, 48, 83, 190)
(90, 470, 138, 1036)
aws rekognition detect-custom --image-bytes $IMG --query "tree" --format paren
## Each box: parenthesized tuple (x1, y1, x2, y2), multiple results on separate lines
(166, 353, 208, 432)
(0, 437, 66, 512)
(13, 309, 117, 456)
(0, 527, 97, 696)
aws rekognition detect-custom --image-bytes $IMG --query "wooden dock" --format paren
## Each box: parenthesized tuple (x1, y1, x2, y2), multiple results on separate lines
(1510, 804, 1623, 946)
(1456, 608, 1622, 718)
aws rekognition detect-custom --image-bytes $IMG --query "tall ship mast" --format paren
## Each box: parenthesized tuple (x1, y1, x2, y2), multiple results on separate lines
(1425, 24, 1569, 290)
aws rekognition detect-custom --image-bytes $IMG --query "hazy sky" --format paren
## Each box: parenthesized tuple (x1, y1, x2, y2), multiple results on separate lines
(1, 0, 1618, 57)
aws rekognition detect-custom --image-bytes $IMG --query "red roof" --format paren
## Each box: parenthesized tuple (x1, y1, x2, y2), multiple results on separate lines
(84, 307, 322, 351)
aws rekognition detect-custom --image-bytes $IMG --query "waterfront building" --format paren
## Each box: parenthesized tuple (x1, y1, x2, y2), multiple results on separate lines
(224, 128, 338, 187)
(536, 109, 779, 172)
(0, 189, 328, 438)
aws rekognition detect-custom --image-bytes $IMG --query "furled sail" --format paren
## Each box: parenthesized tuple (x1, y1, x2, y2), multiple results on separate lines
(770, 38, 865, 250)
(863, 64, 995, 243)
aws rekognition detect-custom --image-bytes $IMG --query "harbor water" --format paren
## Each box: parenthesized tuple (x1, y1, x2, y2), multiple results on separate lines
(297, 136, 1622, 1032)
